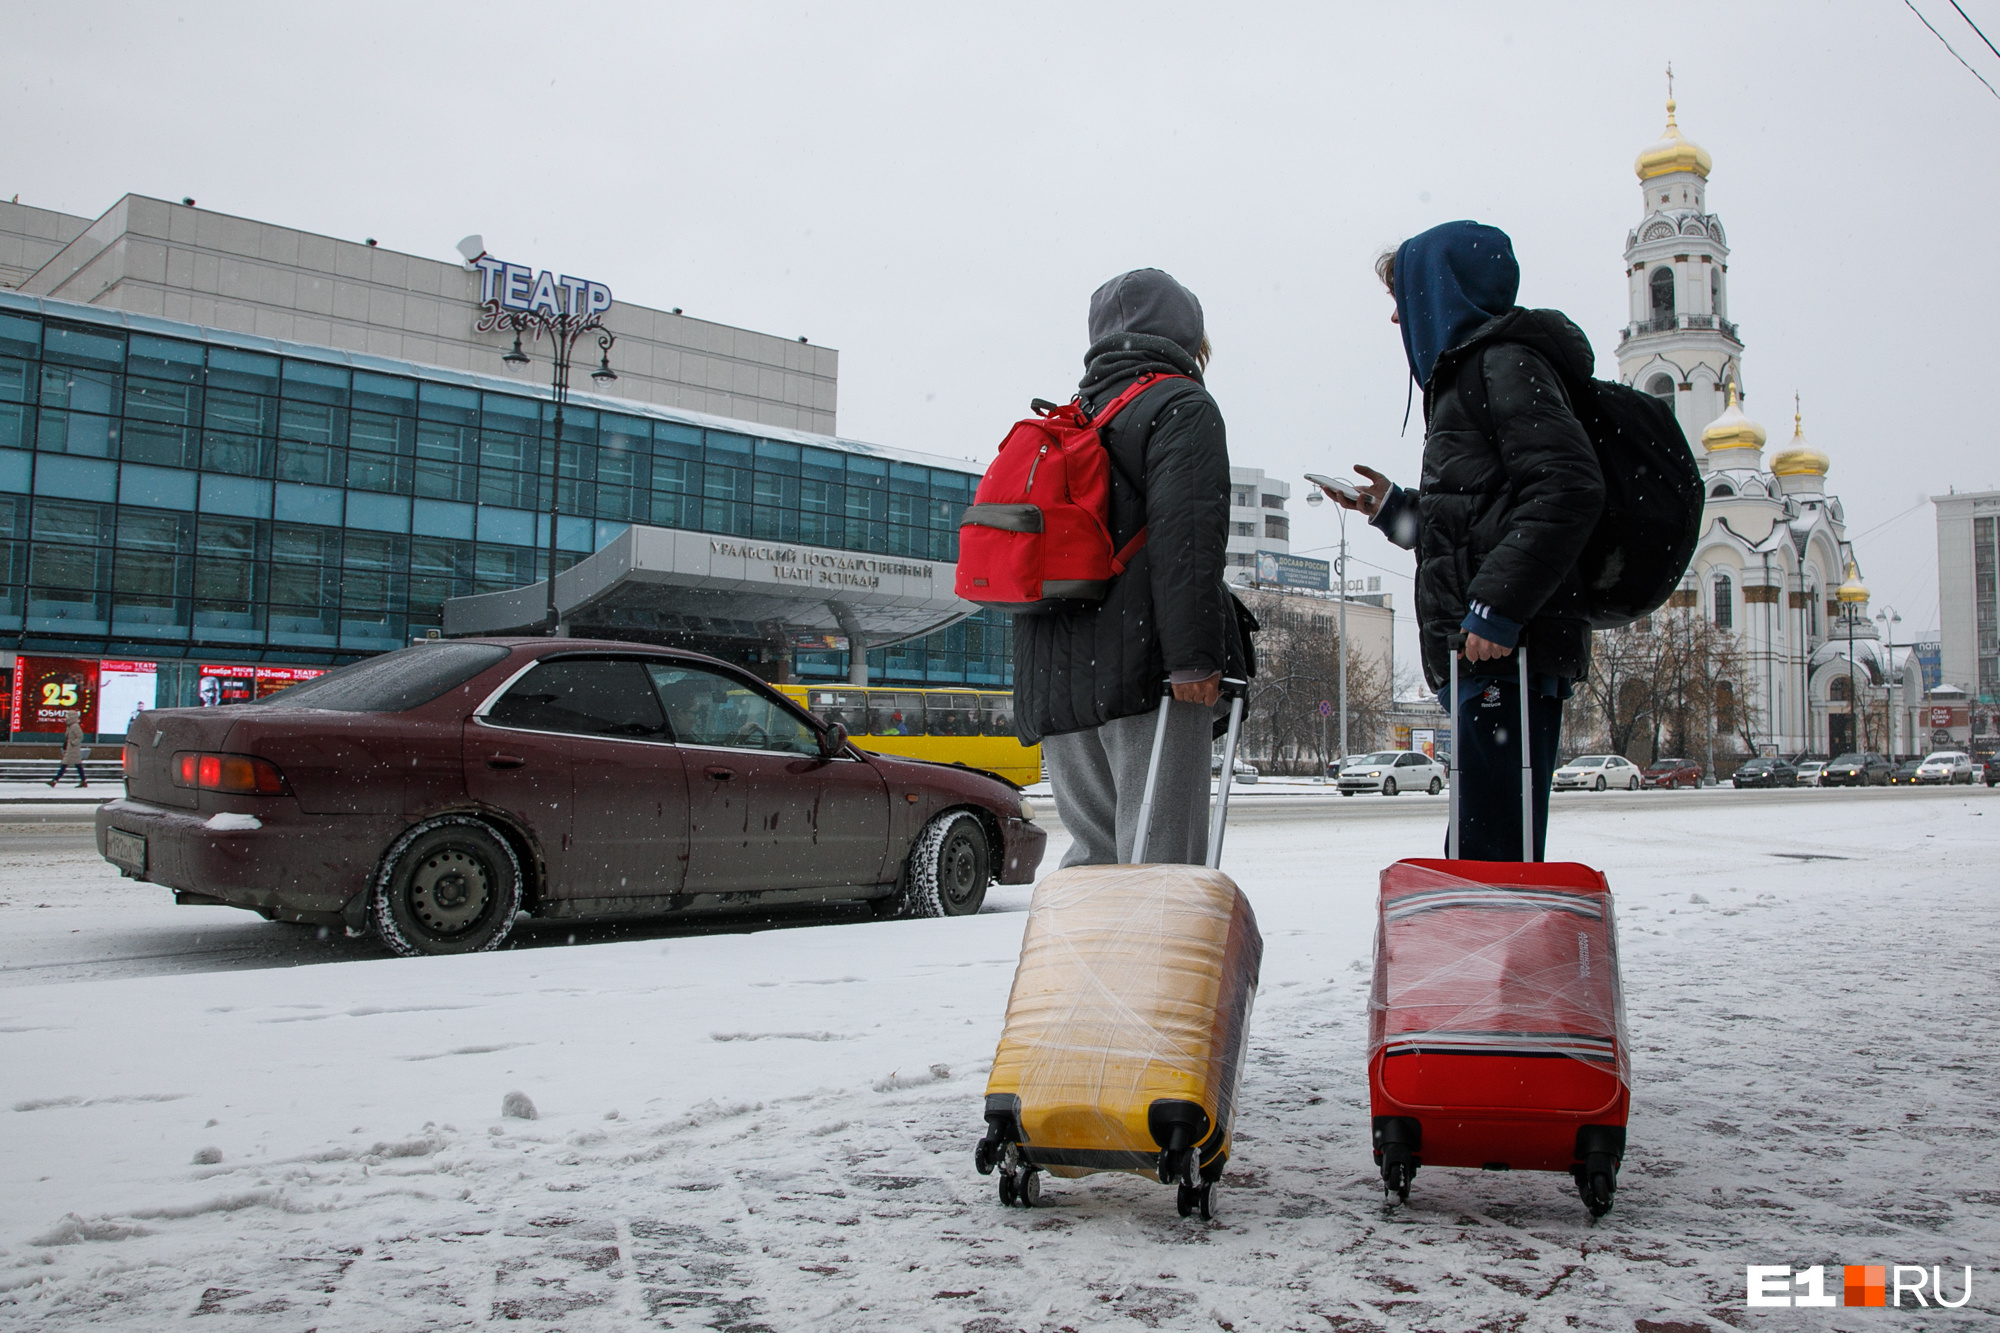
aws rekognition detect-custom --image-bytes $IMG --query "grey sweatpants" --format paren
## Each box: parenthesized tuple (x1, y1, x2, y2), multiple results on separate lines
(1041, 698, 1215, 868)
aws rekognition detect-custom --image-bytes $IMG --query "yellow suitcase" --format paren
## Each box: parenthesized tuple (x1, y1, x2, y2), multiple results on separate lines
(976, 687, 1262, 1219)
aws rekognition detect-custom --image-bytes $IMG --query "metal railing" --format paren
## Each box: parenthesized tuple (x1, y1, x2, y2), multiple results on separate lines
(1619, 315, 1742, 343)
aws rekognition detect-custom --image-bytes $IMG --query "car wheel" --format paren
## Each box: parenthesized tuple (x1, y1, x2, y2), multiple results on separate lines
(1594, 776, 1607, 792)
(877, 810, 989, 919)
(370, 816, 523, 958)
(1428, 776, 1442, 795)
(1628, 776, 1639, 790)
(1341, 790, 1355, 797)
(1382, 777, 1398, 797)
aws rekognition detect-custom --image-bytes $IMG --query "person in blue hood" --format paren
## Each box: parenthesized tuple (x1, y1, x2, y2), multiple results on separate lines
(1316, 221, 1605, 861)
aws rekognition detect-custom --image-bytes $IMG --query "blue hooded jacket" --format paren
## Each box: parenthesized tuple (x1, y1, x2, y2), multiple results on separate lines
(1394, 221, 1520, 389)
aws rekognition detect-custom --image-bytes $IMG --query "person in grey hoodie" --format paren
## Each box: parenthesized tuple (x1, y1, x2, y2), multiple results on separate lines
(1013, 269, 1251, 866)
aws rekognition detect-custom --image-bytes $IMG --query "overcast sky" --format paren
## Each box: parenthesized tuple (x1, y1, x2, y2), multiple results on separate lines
(11, 1, 1997, 672)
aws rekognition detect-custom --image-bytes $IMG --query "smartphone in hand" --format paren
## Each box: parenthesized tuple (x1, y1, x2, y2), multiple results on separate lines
(1305, 472, 1362, 503)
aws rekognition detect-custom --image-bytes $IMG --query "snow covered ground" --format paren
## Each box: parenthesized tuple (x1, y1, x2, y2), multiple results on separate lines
(2, 788, 1994, 1330)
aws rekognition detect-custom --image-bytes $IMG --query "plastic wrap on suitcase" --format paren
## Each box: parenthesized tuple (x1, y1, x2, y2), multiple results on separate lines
(986, 864, 1261, 1181)
(1369, 858, 1629, 1083)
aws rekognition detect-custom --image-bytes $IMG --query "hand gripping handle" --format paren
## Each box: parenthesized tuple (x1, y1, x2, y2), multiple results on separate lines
(1447, 644, 1535, 863)
(1130, 678, 1247, 869)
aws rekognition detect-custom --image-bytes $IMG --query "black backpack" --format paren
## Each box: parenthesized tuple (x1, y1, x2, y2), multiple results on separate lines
(1466, 357, 1702, 630)
(1563, 378, 1703, 629)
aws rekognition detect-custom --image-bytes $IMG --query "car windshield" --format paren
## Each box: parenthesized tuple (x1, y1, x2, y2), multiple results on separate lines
(1573, 756, 1608, 766)
(1354, 753, 1400, 765)
(257, 642, 511, 713)
(1922, 753, 1958, 763)
(1740, 759, 1769, 768)
(1830, 754, 1864, 765)
(1651, 759, 1687, 768)
(1798, 761, 1823, 769)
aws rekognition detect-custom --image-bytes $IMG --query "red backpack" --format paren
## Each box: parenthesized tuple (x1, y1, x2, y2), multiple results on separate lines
(955, 373, 1186, 611)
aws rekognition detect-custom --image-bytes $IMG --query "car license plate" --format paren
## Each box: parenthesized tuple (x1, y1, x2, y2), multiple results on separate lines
(105, 827, 146, 874)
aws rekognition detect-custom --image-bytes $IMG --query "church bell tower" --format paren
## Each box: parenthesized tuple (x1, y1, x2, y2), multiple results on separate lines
(1616, 76, 1743, 453)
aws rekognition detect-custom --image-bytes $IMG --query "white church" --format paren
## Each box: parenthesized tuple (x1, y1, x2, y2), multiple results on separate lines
(1616, 95, 1901, 759)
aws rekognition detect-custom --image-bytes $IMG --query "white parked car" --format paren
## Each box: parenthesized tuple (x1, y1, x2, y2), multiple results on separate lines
(1915, 751, 1975, 785)
(1337, 750, 1446, 797)
(1552, 754, 1641, 792)
(1794, 759, 1827, 787)
(1211, 753, 1259, 784)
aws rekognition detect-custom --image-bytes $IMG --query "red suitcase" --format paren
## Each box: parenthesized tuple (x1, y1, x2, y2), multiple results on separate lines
(1368, 649, 1631, 1217)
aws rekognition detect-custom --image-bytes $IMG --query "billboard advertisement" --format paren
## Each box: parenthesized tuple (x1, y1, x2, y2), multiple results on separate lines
(97, 661, 159, 737)
(1254, 551, 1332, 591)
(198, 663, 326, 707)
(10, 657, 101, 734)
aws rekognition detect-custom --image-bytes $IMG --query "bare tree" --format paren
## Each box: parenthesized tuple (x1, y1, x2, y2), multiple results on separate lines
(1235, 589, 1391, 775)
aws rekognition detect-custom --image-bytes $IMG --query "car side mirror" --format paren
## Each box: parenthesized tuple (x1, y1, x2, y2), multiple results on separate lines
(819, 720, 849, 759)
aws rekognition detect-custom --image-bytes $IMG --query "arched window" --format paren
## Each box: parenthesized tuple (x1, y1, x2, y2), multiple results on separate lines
(1646, 373, 1675, 401)
(1829, 675, 1850, 702)
(1710, 482, 1735, 498)
(1713, 573, 1734, 630)
(1710, 268, 1723, 317)
(1650, 266, 1676, 320)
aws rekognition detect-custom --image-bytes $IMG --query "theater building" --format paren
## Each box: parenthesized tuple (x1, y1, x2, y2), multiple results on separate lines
(0, 195, 1004, 741)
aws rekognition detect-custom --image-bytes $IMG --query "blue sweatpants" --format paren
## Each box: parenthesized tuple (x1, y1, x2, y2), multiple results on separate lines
(1450, 675, 1563, 862)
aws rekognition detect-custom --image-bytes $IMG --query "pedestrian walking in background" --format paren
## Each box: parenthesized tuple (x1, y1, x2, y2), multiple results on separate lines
(1013, 268, 1254, 866)
(1317, 221, 1603, 860)
(47, 713, 89, 789)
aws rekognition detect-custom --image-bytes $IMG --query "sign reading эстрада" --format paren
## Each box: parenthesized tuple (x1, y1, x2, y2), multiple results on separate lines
(470, 257, 612, 324)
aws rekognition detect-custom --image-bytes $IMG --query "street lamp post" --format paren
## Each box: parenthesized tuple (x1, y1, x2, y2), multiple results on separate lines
(493, 307, 617, 633)
(1876, 605, 1902, 758)
(1306, 486, 1350, 771)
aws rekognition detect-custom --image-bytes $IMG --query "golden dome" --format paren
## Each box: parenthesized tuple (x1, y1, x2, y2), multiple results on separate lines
(1700, 382, 1765, 458)
(1769, 396, 1830, 477)
(1635, 97, 1713, 180)
(1836, 561, 1869, 605)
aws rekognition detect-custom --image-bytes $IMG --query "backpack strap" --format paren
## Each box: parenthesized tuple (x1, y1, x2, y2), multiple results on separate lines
(1086, 371, 1189, 429)
(1089, 371, 1189, 572)
(1109, 528, 1148, 575)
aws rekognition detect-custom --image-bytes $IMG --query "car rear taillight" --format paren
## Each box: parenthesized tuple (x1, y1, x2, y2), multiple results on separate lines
(123, 744, 135, 780)
(170, 751, 289, 795)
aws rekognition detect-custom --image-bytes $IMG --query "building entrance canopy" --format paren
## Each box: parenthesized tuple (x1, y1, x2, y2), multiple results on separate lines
(442, 525, 975, 665)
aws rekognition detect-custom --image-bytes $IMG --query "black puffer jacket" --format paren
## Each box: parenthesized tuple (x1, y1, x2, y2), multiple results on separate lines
(1372, 308, 1606, 689)
(1011, 333, 1250, 743)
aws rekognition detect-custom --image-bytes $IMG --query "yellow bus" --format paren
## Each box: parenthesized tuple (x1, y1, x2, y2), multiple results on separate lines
(774, 685, 1041, 787)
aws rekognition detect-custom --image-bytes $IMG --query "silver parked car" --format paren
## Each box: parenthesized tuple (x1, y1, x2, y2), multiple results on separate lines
(1915, 751, 1976, 785)
(1793, 759, 1828, 787)
(1337, 750, 1446, 797)
(1553, 754, 1641, 791)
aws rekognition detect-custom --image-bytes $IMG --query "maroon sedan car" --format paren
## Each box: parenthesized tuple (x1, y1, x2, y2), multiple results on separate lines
(96, 639, 1047, 956)
(1640, 757, 1703, 790)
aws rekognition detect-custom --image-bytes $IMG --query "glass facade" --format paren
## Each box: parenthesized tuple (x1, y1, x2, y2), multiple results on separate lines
(0, 296, 1010, 706)
(1976, 515, 1997, 704)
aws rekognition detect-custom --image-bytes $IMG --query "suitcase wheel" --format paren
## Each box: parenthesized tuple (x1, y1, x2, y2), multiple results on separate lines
(1372, 1116, 1421, 1203)
(994, 1146, 1040, 1208)
(1175, 1181, 1213, 1221)
(1571, 1126, 1623, 1220)
(998, 1163, 1039, 1208)
(1572, 1160, 1617, 1219)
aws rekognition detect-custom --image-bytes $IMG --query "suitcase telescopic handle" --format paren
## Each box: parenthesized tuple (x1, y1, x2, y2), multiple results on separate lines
(1447, 642, 1535, 863)
(1130, 677, 1246, 869)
